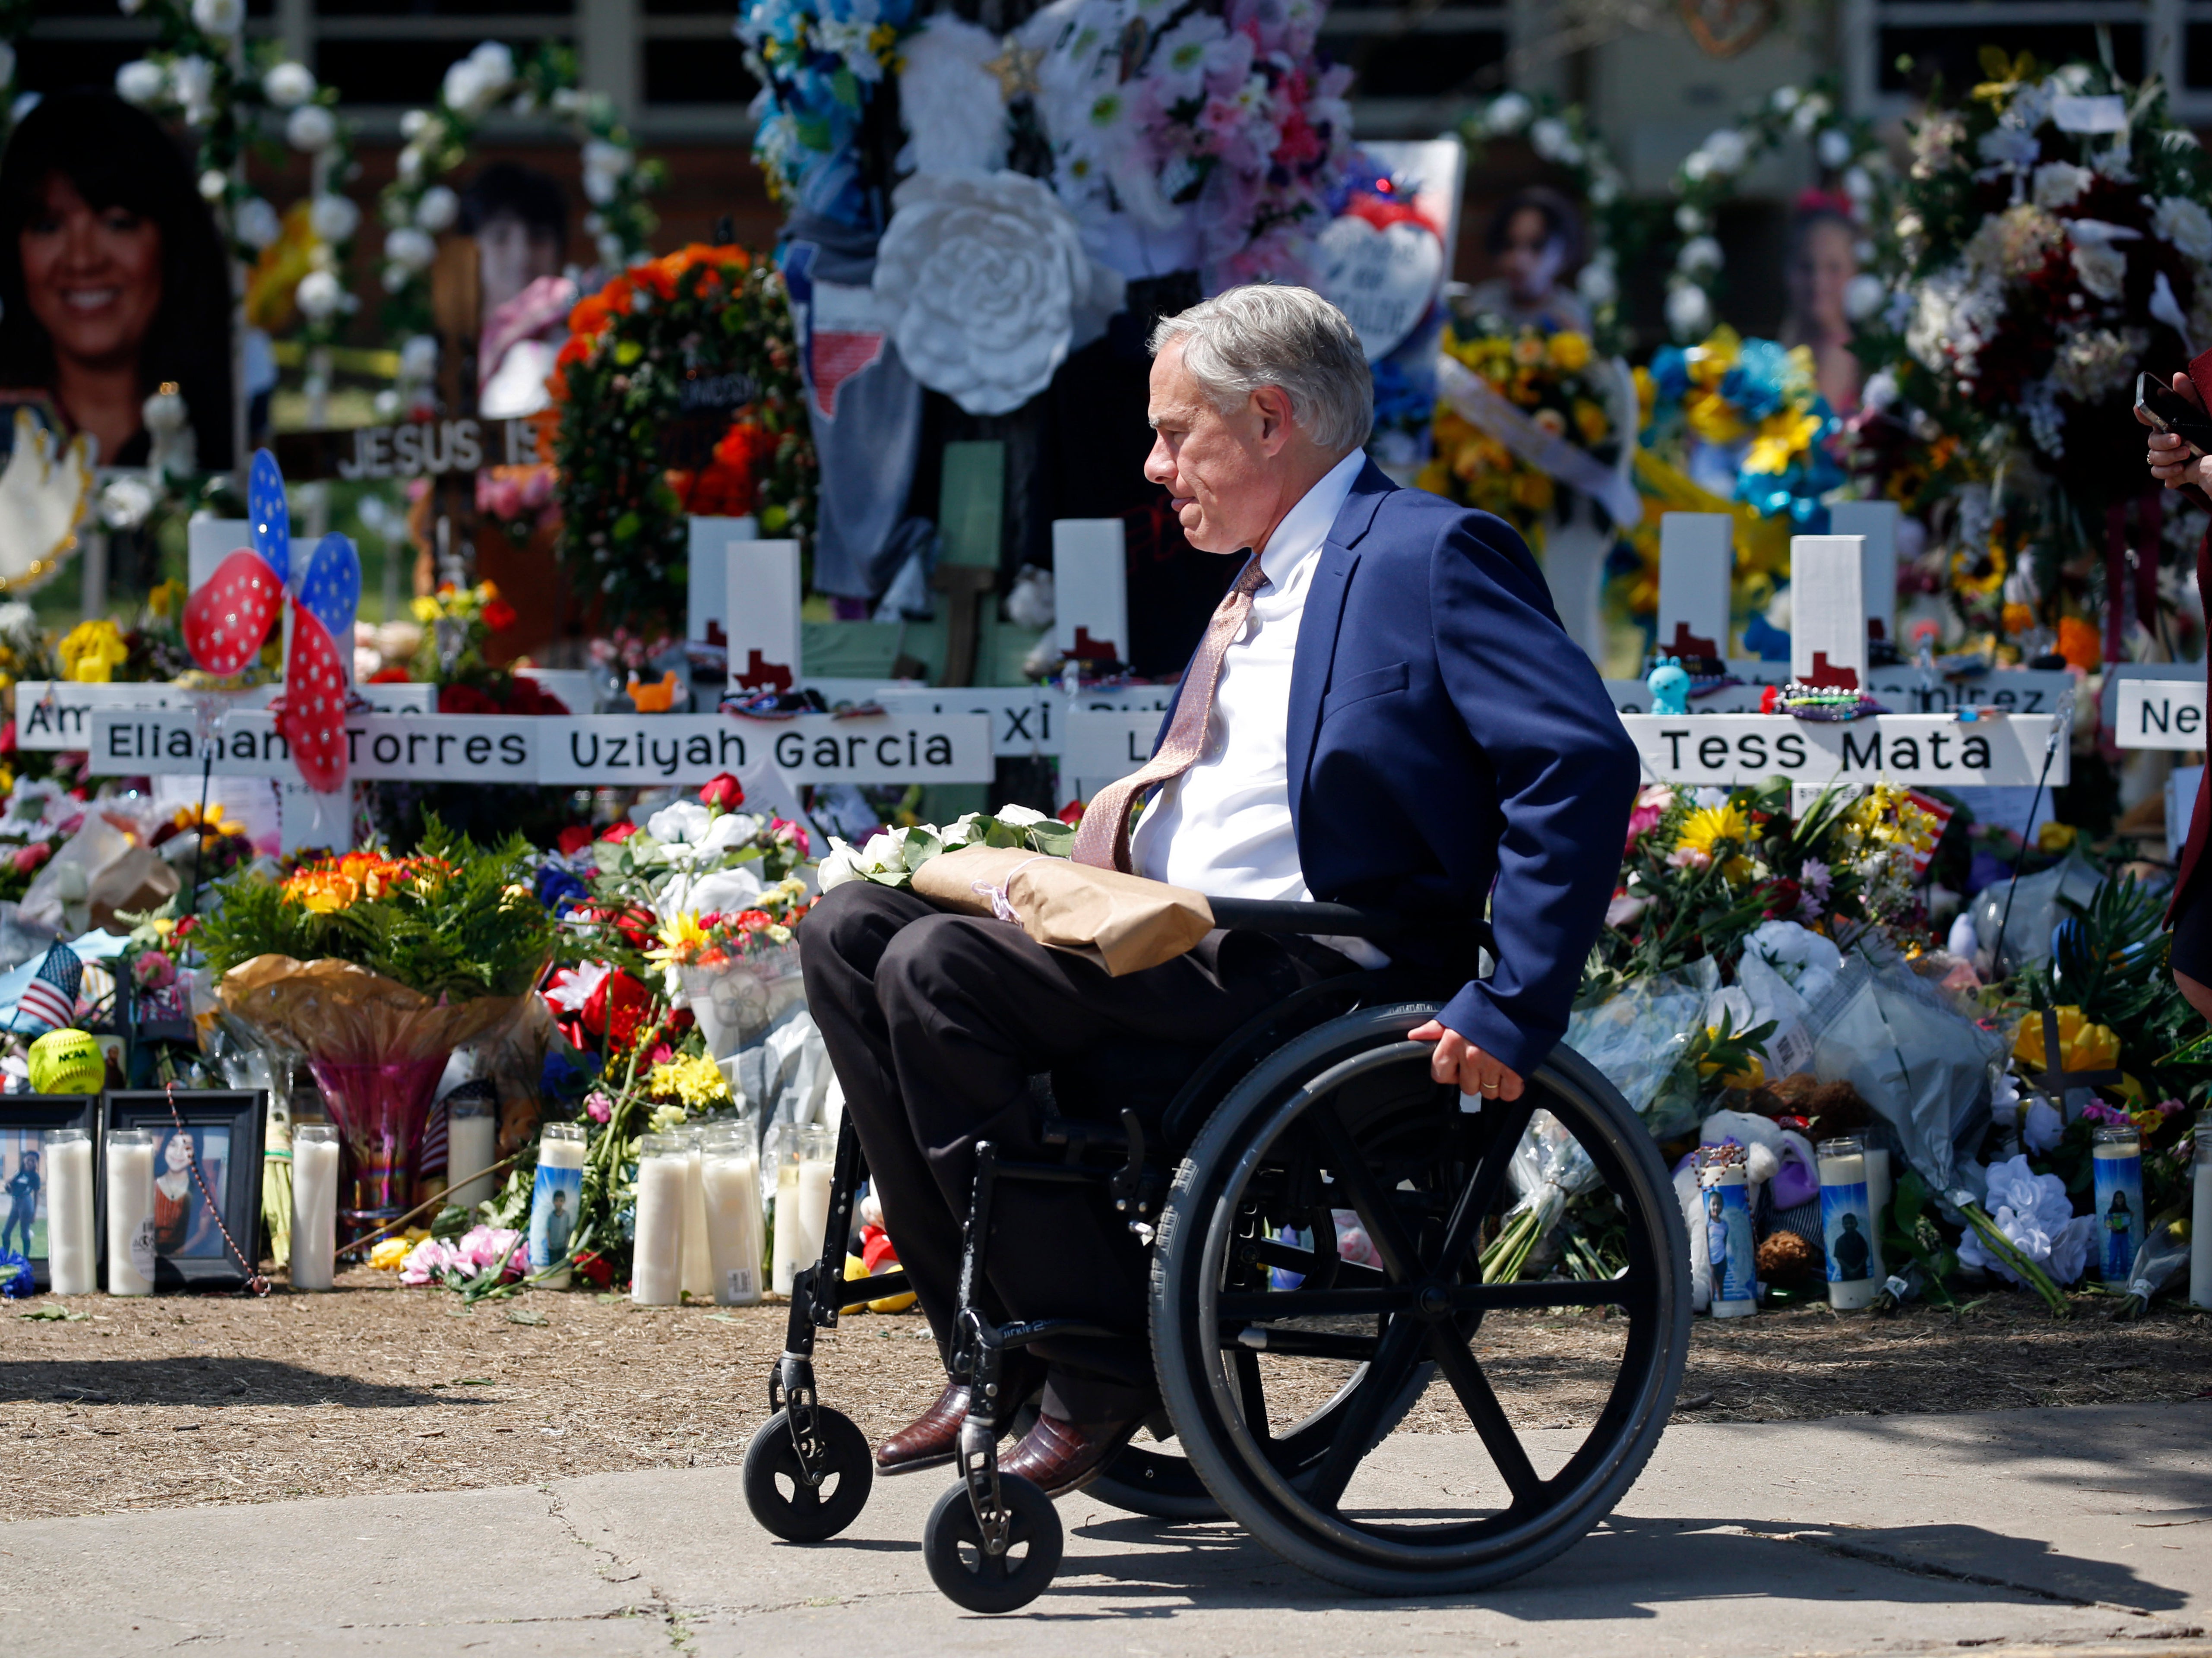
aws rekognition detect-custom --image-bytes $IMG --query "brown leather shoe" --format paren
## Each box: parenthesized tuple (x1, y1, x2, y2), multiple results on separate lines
(874, 1381, 972, 1475)
(998, 1408, 1145, 1497)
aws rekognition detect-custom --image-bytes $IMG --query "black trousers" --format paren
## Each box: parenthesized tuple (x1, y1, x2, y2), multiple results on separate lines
(800, 880, 1345, 1423)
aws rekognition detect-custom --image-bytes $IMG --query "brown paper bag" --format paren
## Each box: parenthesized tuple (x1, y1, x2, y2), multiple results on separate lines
(910, 845, 1216, 977)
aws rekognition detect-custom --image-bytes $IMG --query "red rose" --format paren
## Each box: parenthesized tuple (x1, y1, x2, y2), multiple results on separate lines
(1057, 799, 1086, 826)
(556, 824, 595, 857)
(368, 667, 412, 684)
(572, 1249, 614, 1288)
(580, 967, 652, 1040)
(482, 599, 519, 633)
(699, 772, 744, 810)
(438, 683, 498, 715)
(599, 820, 639, 844)
(13, 842, 50, 875)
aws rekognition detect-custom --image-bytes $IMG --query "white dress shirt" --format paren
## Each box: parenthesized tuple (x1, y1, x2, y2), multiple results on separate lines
(1128, 449, 1383, 962)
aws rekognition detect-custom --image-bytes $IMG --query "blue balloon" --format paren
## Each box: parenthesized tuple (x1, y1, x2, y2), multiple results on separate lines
(248, 449, 290, 586)
(296, 532, 361, 640)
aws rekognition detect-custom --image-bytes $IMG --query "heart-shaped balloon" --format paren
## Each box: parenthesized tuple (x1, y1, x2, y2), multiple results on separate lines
(295, 531, 361, 642)
(182, 549, 286, 677)
(279, 600, 350, 793)
(247, 448, 290, 588)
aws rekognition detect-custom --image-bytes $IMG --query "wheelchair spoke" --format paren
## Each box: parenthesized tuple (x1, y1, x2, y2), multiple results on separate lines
(1231, 1343, 1271, 1443)
(1450, 1275, 1642, 1312)
(1435, 1098, 1535, 1276)
(1310, 1105, 1423, 1281)
(1426, 1327, 1543, 1506)
(1217, 1286, 1411, 1320)
(1299, 1314, 1426, 1513)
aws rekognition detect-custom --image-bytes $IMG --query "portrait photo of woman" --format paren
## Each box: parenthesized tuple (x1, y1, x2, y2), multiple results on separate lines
(0, 87, 234, 471)
(152, 1126, 229, 1259)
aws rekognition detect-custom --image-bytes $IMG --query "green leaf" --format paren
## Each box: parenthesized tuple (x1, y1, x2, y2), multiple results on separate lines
(506, 1307, 550, 1326)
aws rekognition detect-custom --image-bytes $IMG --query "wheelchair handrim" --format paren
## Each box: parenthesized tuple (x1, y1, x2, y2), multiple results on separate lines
(1184, 1019, 1685, 1572)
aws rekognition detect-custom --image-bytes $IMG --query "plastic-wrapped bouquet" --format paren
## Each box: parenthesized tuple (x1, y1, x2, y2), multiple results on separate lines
(1028, 0, 1353, 285)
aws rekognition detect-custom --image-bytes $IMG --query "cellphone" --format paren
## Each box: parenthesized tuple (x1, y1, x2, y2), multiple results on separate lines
(2135, 372, 2212, 454)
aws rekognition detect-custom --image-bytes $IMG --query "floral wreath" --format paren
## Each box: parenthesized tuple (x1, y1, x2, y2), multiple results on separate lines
(737, 0, 918, 229)
(1661, 78, 1887, 340)
(549, 244, 814, 630)
(377, 41, 662, 348)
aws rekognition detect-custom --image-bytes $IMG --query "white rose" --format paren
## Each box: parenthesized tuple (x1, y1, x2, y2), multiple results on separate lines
(1676, 234, 1723, 275)
(872, 171, 1122, 418)
(1862, 369, 1900, 412)
(286, 104, 335, 152)
(114, 60, 165, 105)
(817, 840, 865, 891)
(309, 192, 361, 243)
(1701, 127, 1749, 174)
(1665, 282, 1712, 339)
(2032, 161, 2092, 209)
(1771, 85, 1801, 113)
(2154, 195, 2212, 261)
(234, 196, 281, 250)
(400, 108, 432, 139)
(295, 269, 343, 321)
(1484, 91, 1531, 135)
(1817, 128, 1851, 170)
(263, 61, 316, 108)
(1682, 151, 1713, 184)
(384, 226, 436, 270)
(1843, 273, 1888, 322)
(396, 145, 424, 184)
(1587, 170, 1620, 206)
(1528, 116, 1569, 161)
(171, 56, 215, 122)
(198, 169, 228, 204)
(98, 476, 157, 531)
(381, 263, 411, 295)
(1674, 204, 1707, 234)
(1844, 165, 1874, 202)
(1576, 262, 1617, 307)
(2070, 240, 2127, 301)
(399, 335, 439, 380)
(191, 0, 243, 38)
(415, 184, 459, 232)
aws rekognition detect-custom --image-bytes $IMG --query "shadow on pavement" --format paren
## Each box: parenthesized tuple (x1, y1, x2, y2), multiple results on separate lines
(0, 1357, 468, 1410)
(1029, 1509, 2186, 1620)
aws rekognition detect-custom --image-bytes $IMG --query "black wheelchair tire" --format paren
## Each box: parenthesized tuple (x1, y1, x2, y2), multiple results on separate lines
(923, 1474, 1063, 1613)
(1151, 1003, 1690, 1596)
(742, 1407, 874, 1542)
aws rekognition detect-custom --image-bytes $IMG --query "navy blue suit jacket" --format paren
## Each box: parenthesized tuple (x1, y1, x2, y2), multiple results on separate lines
(1150, 459, 1638, 1076)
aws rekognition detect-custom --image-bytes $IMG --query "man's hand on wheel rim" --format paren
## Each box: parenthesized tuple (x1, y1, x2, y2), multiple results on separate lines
(1410, 1019, 1524, 1101)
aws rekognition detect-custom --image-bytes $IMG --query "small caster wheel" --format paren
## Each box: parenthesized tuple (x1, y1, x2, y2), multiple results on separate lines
(743, 1407, 873, 1541)
(923, 1473, 1063, 1614)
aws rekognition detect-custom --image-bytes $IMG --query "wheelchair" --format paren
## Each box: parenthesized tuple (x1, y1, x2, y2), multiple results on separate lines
(741, 899, 1690, 1613)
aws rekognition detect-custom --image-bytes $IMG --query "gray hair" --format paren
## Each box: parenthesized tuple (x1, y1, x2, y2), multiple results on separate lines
(1149, 285, 1373, 455)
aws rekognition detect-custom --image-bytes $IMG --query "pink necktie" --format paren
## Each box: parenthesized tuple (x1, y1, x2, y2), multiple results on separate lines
(1071, 554, 1271, 873)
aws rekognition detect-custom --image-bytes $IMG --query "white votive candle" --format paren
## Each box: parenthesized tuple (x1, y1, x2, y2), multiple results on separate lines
(1817, 1135, 1883, 1311)
(2190, 1122, 2211, 1310)
(681, 1137, 715, 1300)
(290, 1124, 339, 1291)
(444, 1098, 499, 1212)
(42, 1128, 95, 1296)
(1863, 1145, 1892, 1231)
(631, 1133, 687, 1306)
(700, 1119, 764, 1306)
(772, 1123, 836, 1297)
(106, 1128, 155, 1296)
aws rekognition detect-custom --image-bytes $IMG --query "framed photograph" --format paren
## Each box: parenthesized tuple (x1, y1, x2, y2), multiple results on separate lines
(104, 1092, 264, 1288)
(0, 1095, 99, 1291)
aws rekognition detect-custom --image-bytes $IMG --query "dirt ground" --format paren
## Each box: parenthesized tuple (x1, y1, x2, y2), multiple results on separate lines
(2, 1271, 2206, 1523)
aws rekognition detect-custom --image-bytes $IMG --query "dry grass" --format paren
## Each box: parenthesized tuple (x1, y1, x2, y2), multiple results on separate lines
(1, 1271, 2205, 1522)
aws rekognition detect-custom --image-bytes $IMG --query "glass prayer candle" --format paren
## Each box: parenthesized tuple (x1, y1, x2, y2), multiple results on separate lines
(680, 1132, 715, 1300)
(2190, 1120, 2211, 1311)
(1816, 1135, 1883, 1310)
(630, 1133, 688, 1306)
(2092, 1125, 2146, 1289)
(290, 1124, 339, 1291)
(106, 1128, 155, 1296)
(1697, 1143, 1756, 1317)
(528, 1123, 586, 1288)
(42, 1128, 95, 1296)
(443, 1097, 499, 1211)
(699, 1117, 765, 1306)
(772, 1123, 835, 1298)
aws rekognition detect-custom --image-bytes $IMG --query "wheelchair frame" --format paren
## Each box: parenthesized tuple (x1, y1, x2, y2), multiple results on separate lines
(744, 899, 1688, 1612)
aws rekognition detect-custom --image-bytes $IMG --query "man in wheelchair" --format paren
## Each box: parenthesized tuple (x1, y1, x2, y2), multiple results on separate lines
(802, 285, 1638, 1502)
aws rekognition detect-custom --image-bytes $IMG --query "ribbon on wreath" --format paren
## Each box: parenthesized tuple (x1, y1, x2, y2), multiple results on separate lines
(2103, 491, 2164, 666)
(1434, 353, 1644, 528)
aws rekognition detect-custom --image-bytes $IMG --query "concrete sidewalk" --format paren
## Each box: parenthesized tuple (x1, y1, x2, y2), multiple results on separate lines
(2, 1403, 2205, 1656)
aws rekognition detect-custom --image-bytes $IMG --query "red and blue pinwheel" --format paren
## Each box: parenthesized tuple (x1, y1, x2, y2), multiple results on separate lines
(180, 449, 360, 792)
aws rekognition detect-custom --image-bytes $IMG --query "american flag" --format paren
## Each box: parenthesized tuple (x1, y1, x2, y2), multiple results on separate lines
(1907, 790, 1957, 880)
(14, 943, 82, 1035)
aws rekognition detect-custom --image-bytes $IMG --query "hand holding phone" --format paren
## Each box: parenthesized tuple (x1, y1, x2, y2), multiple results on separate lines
(2136, 371, 2212, 454)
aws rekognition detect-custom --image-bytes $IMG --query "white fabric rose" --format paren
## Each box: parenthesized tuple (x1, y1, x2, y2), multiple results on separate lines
(115, 60, 165, 105)
(287, 104, 336, 152)
(2155, 195, 2212, 261)
(1957, 1154, 2094, 1287)
(2032, 161, 2092, 209)
(192, 0, 243, 38)
(872, 171, 1127, 417)
(415, 184, 460, 232)
(310, 192, 361, 243)
(263, 61, 316, 108)
(295, 269, 343, 321)
(384, 227, 437, 271)
(234, 197, 282, 250)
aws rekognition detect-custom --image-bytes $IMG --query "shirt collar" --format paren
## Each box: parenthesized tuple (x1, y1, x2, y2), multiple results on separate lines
(1256, 449, 1366, 590)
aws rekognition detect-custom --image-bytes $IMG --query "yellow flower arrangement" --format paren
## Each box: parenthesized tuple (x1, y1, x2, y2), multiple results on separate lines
(1420, 324, 1619, 548)
(58, 619, 129, 683)
(647, 1051, 731, 1111)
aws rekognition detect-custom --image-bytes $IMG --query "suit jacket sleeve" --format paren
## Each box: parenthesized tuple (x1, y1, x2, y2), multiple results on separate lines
(1427, 513, 1640, 1076)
